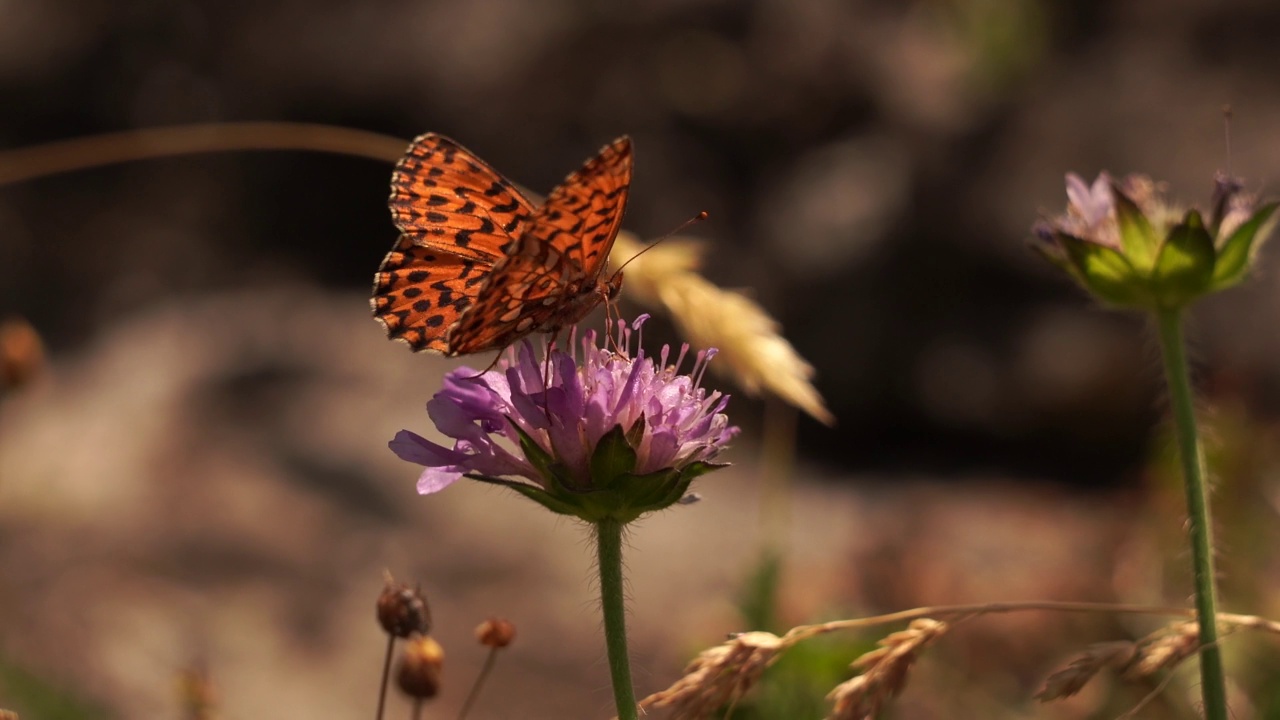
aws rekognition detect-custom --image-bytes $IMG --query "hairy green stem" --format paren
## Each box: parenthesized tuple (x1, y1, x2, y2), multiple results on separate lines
(1155, 308, 1227, 720)
(596, 519, 637, 720)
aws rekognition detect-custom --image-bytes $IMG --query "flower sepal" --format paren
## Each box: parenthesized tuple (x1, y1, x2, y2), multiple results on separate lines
(502, 422, 726, 524)
(1055, 231, 1151, 307)
(1150, 209, 1216, 308)
(1209, 202, 1279, 291)
(1112, 184, 1161, 272)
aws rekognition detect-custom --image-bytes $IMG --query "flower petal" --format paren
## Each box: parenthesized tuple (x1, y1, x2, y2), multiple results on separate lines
(390, 430, 466, 466)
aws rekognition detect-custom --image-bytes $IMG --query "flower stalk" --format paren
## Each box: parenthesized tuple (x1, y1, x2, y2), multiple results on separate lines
(1155, 308, 1227, 720)
(1032, 171, 1274, 720)
(390, 317, 738, 715)
(597, 519, 638, 720)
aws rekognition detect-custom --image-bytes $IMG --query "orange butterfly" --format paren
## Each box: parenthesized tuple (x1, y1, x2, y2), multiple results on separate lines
(372, 133, 632, 356)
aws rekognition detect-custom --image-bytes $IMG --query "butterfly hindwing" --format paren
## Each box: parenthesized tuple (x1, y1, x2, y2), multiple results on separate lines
(371, 238, 493, 352)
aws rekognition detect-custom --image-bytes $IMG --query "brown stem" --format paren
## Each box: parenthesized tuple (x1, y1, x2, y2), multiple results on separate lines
(0, 122, 410, 185)
(778, 600, 1280, 645)
(456, 648, 499, 720)
(376, 634, 395, 720)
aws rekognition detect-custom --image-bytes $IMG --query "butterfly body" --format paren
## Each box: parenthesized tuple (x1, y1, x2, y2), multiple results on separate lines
(372, 133, 632, 356)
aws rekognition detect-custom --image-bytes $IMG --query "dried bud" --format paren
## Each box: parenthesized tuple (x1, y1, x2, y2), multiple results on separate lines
(376, 575, 431, 638)
(475, 618, 517, 648)
(396, 636, 445, 700)
(0, 317, 44, 391)
(0, 709, 18, 720)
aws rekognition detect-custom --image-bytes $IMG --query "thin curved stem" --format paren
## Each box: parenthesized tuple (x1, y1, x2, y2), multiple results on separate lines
(456, 648, 498, 720)
(596, 519, 637, 720)
(376, 634, 395, 720)
(0, 122, 409, 185)
(1155, 307, 1227, 720)
(777, 600, 1280, 644)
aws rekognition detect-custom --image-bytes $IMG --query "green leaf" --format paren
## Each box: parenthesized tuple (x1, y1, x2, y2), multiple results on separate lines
(511, 422, 555, 479)
(1210, 202, 1279, 290)
(589, 424, 637, 489)
(674, 461, 727, 483)
(507, 483, 586, 518)
(738, 550, 783, 632)
(1112, 184, 1160, 272)
(1059, 235, 1150, 307)
(612, 469, 683, 509)
(1152, 210, 1216, 307)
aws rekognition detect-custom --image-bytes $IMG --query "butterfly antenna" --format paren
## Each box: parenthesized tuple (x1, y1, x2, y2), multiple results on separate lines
(612, 211, 708, 274)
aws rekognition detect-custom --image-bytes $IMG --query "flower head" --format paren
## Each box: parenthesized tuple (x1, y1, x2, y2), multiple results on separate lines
(1033, 171, 1277, 309)
(390, 316, 738, 523)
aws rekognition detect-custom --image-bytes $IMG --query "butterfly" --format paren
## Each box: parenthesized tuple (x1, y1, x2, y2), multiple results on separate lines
(372, 133, 632, 356)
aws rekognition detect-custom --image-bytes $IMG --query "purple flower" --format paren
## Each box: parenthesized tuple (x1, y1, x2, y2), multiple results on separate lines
(1062, 172, 1119, 247)
(1032, 171, 1277, 309)
(390, 316, 738, 522)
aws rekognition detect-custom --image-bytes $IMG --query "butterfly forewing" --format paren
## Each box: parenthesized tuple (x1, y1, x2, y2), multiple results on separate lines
(388, 133, 536, 262)
(445, 137, 633, 355)
(532, 136, 633, 273)
(374, 133, 539, 351)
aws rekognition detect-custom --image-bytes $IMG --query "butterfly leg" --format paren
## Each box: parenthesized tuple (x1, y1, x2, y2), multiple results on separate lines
(602, 294, 624, 355)
(464, 351, 506, 380)
(542, 329, 561, 387)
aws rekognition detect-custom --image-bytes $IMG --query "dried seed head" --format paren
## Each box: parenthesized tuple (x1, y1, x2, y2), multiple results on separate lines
(1035, 641, 1137, 702)
(376, 574, 431, 638)
(612, 233, 834, 426)
(475, 618, 516, 648)
(639, 631, 786, 718)
(0, 317, 44, 391)
(1125, 622, 1200, 680)
(396, 635, 445, 700)
(826, 619, 948, 720)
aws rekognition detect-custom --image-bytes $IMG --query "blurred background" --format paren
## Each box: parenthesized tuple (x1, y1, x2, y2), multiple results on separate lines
(4, 0, 1280, 718)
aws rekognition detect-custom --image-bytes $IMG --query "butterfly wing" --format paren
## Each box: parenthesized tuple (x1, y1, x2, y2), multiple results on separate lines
(447, 136, 633, 355)
(373, 133, 538, 352)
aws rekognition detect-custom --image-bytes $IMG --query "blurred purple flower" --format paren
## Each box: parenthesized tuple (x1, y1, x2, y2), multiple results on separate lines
(1032, 170, 1277, 309)
(1062, 172, 1118, 245)
(389, 316, 737, 519)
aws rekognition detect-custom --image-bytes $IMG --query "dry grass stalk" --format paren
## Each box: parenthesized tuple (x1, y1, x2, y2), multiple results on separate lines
(825, 618, 949, 720)
(637, 631, 786, 719)
(1124, 621, 1201, 680)
(1036, 621, 1204, 703)
(611, 233, 835, 425)
(1034, 641, 1137, 701)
